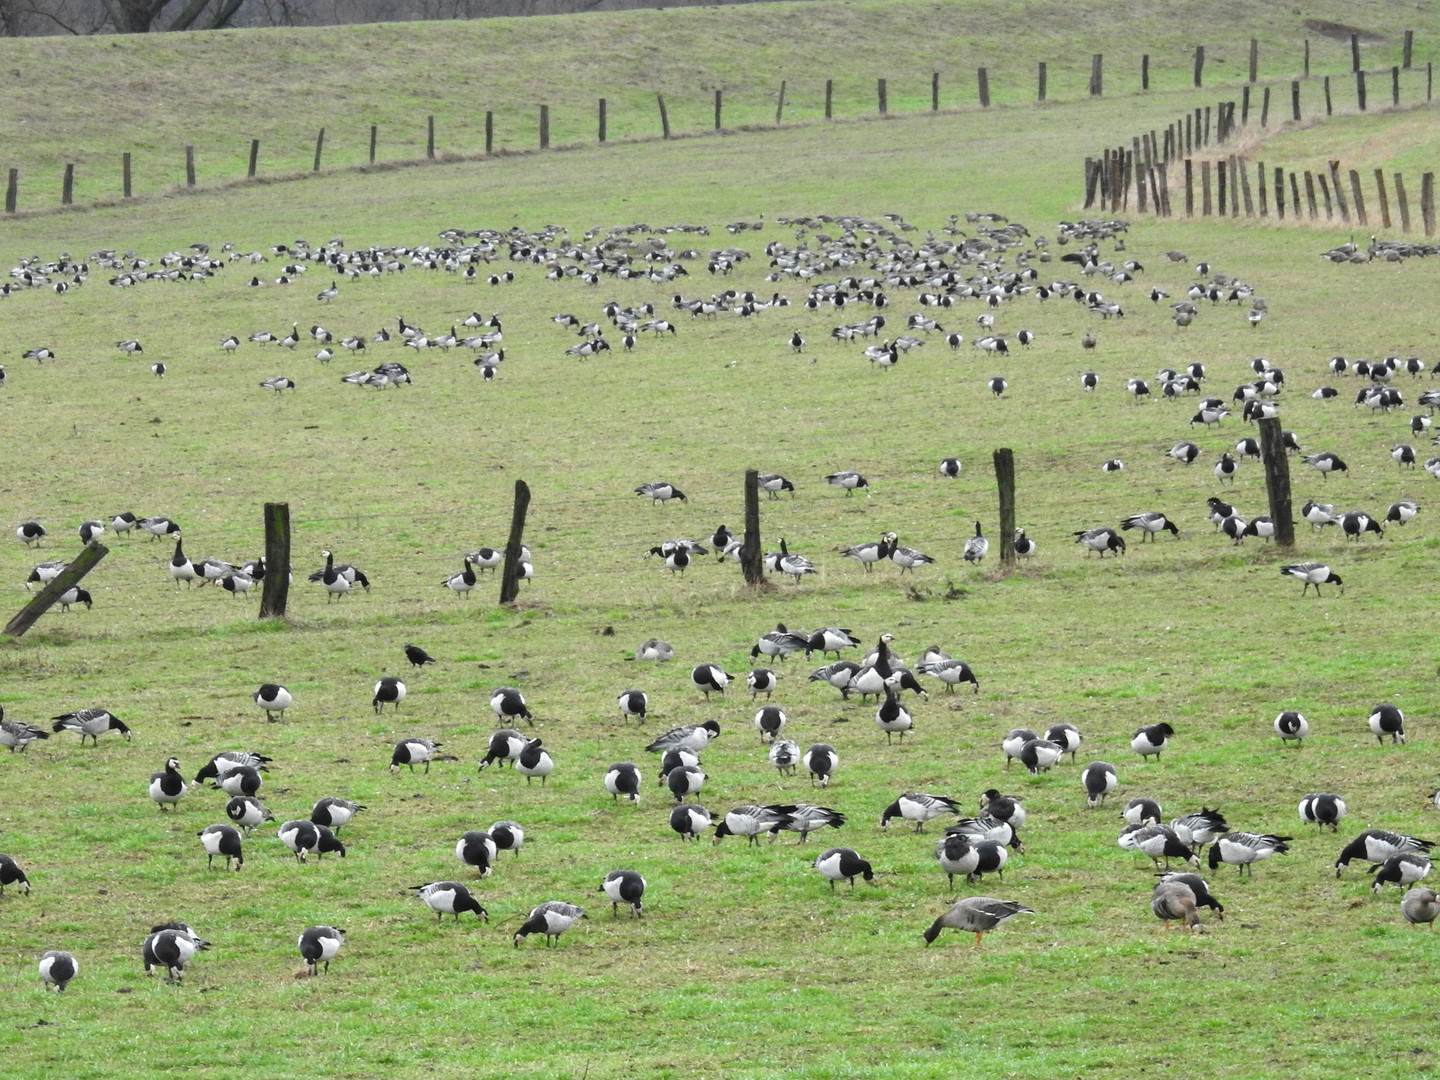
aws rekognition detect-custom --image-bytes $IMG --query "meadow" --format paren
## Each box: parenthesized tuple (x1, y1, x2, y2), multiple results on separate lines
(2, 4, 1440, 1078)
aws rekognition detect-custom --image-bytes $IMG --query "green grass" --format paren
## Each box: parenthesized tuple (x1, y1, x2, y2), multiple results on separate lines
(3, 5, 1440, 1078)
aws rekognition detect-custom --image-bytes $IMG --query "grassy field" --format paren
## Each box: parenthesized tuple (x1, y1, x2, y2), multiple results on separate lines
(3, 7, 1440, 1079)
(0, 0, 1437, 208)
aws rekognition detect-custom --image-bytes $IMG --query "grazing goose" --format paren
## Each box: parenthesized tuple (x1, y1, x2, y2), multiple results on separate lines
(753, 706, 787, 743)
(514, 901, 587, 947)
(918, 657, 979, 694)
(842, 533, 896, 572)
(1279, 562, 1342, 597)
(311, 797, 365, 831)
(299, 926, 345, 975)
(464, 548, 504, 575)
(78, 519, 106, 546)
(1274, 710, 1309, 746)
(1338, 511, 1383, 540)
(1122, 824, 1199, 869)
(0, 853, 30, 895)
(690, 664, 732, 698)
(413, 881, 488, 922)
(875, 683, 914, 744)
(1335, 830, 1434, 877)
(1131, 723, 1174, 761)
(933, 833, 984, 887)
(1208, 832, 1291, 875)
(1373, 854, 1433, 893)
(1082, 761, 1117, 807)
(1368, 704, 1405, 744)
(226, 795, 274, 832)
(0, 718, 49, 752)
(254, 684, 292, 720)
(372, 676, 406, 714)
(1018, 738, 1063, 775)
(1298, 794, 1347, 831)
(618, 689, 648, 723)
(516, 739, 553, 784)
(142, 924, 210, 982)
(51, 708, 130, 745)
(278, 819, 325, 861)
(768, 538, 816, 583)
(605, 762, 643, 802)
(1151, 880, 1204, 931)
(1120, 512, 1178, 541)
(646, 720, 721, 755)
(16, 521, 47, 547)
(53, 586, 92, 612)
(713, 804, 792, 846)
(404, 643, 437, 667)
(198, 823, 243, 870)
(1073, 527, 1125, 557)
(752, 625, 809, 662)
(670, 803, 716, 841)
(881, 792, 960, 832)
(814, 847, 874, 890)
(601, 870, 647, 916)
(478, 729, 526, 770)
(1123, 798, 1162, 825)
(1167, 808, 1228, 853)
(924, 897, 1033, 946)
(939, 457, 962, 478)
(1001, 728, 1039, 770)
(25, 560, 67, 591)
(892, 539, 936, 572)
(490, 687, 533, 725)
(635, 482, 687, 505)
(637, 638, 674, 663)
(260, 376, 296, 393)
(757, 474, 796, 499)
(38, 950, 78, 992)
(213, 764, 262, 797)
(139, 515, 181, 540)
(1167, 441, 1201, 465)
(1044, 723, 1081, 761)
(390, 737, 441, 773)
(312, 549, 350, 600)
(1402, 887, 1440, 928)
(824, 471, 869, 496)
(962, 522, 989, 563)
(1303, 452, 1347, 479)
(1387, 500, 1420, 526)
(488, 821, 524, 858)
(977, 791, 1027, 829)
(456, 831, 497, 877)
(1213, 453, 1238, 484)
(744, 668, 777, 701)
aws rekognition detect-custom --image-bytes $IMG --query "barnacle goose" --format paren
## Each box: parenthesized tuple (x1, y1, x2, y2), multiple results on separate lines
(1120, 512, 1178, 541)
(255, 684, 293, 720)
(456, 831, 498, 877)
(478, 729, 526, 770)
(618, 688, 648, 723)
(824, 471, 869, 495)
(1368, 703, 1405, 744)
(842, 534, 896, 572)
(372, 676, 406, 714)
(814, 847, 874, 890)
(1082, 762, 1117, 807)
(490, 687, 533, 724)
(605, 762, 643, 802)
(601, 870, 647, 916)
(1279, 562, 1342, 596)
(514, 901, 586, 947)
(1298, 793, 1347, 831)
(226, 795, 274, 832)
(1131, 723, 1173, 760)
(390, 737, 441, 773)
(198, 823, 243, 870)
(311, 797, 365, 831)
(412, 881, 488, 922)
(691, 664, 732, 698)
(516, 738, 553, 784)
(0, 853, 32, 894)
(52, 708, 130, 745)
(299, 926, 345, 975)
(881, 792, 960, 832)
(801, 742, 838, 787)
(670, 803, 715, 840)
(1274, 710, 1309, 746)
(1207, 832, 1291, 875)
(0, 717, 49, 752)
(142, 924, 210, 982)
(38, 950, 78, 992)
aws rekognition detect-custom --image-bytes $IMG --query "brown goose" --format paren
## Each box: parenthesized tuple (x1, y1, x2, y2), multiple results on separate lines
(923, 896, 1033, 946)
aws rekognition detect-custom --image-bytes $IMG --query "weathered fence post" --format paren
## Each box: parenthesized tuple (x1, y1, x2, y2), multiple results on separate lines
(1304, 38, 1310, 77)
(427, 115, 435, 159)
(499, 480, 532, 605)
(119, 152, 130, 198)
(1422, 172, 1435, 236)
(259, 503, 290, 620)
(485, 111, 494, 155)
(1317, 172, 1333, 219)
(657, 94, 670, 138)
(600, 98, 608, 142)
(878, 78, 887, 115)
(740, 470, 764, 586)
(994, 448, 1016, 567)
(1357, 70, 1367, 111)
(1257, 161, 1268, 216)
(1256, 418, 1295, 549)
(185, 145, 196, 187)
(1274, 166, 1285, 219)
(1141, 53, 1149, 90)
(825, 79, 833, 119)
(1349, 170, 1367, 225)
(1039, 62, 1047, 101)
(1249, 38, 1258, 83)
(1090, 53, 1103, 96)
(713, 90, 720, 131)
(978, 68, 990, 107)
(1194, 45, 1204, 88)
(1261, 85, 1271, 127)
(1330, 161, 1350, 221)
(1429, 61, 1433, 101)
(1201, 160, 1212, 216)
(1203, 105, 1210, 144)
(312, 128, 324, 172)
(4, 543, 108, 638)
(1351, 32, 1361, 73)
(540, 105, 549, 149)
(1185, 158, 1194, 216)
(931, 71, 939, 111)
(1392, 66, 1400, 107)
(1240, 162, 1254, 216)
(62, 163, 73, 206)
(1291, 80, 1301, 121)
(775, 80, 786, 125)
(1396, 172, 1411, 232)
(1404, 30, 1414, 69)
(369, 125, 377, 164)
(1304, 171, 1317, 219)
(1375, 169, 1392, 228)
(1324, 76, 1332, 115)
(1216, 159, 1226, 217)
(5, 168, 15, 213)
(248, 139, 259, 178)
(1242, 85, 1250, 125)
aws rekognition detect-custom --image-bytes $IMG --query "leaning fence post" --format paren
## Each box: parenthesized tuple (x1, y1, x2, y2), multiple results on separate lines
(4, 543, 108, 638)
(1304, 171, 1318, 219)
(1261, 86, 1271, 127)
(1330, 160, 1350, 221)
(312, 128, 324, 172)
(1375, 169, 1392, 228)
(1194, 45, 1204, 88)
(499, 480, 532, 605)
(185, 145, 196, 187)
(62, 163, 73, 206)
(1349, 170, 1367, 224)
(259, 503, 291, 620)
(657, 94, 670, 138)
(248, 138, 259, 178)
(740, 470, 764, 586)
(978, 67, 989, 107)
(1257, 418, 1295, 549)
(994, 448, 1017, 567)
(775, 80, 786, 125)
(1324, 75, 1333, 115)
(1396, 172, 1411, 232)
(1351, 32, 1361, 73)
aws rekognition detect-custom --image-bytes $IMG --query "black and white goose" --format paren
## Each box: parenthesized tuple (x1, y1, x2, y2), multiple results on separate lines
(618, 689, 648, 723)
(1123, 798, 1162, 825)
(38, 950, 77, 992)
(635, 482, 687, 505)
(824, 471, 869, 496)
(489, 820, 524, 857)
(465, 547, 504, 575)
(54, 586, 92, 612)
(1335, 830, 1434, 877)
(372, 676, 406, 714)
(194, 751, 270, 788)
(139, 516, 180, 540)
(713, 804, 791, 845)
(1131, 723, 1173, 761)
(1018, 738, 1063, 775)
(78, 519, 105, 546)
(490, 687, 533, 724)
(1013, 529, 1036, 559)
(961, 522, 988, 563)
(278, 819, 322, 861)
(16, 521, 47, 546)
(299, 926, 345, 975)
(142, 924, 209, 982)
(690, 664, 732, 698)
(1298, 793, 1347, 831)
(198, 824, 243, 870)
(216, 766, 263, 797)
(1082, 761, 1117, 807)
(939, 457, 962, 478)
(412, 881, 488, 922)
(1387, 500, 1420, 526)
(605, 762, 643, 802)
(875, 682, 914, 744)
(514, 901, 587, 947)
(892, 538, 936, 572)
(814, 847, 874, 890)
(226, 795, 274, 832)
(601, 870, 647, 916)
(1303, 451, 1347, 479)
(757, 474, 796, 499)
(516, 738, 554, 784)
(1373, 854, 1432, 893)
(752, 625, 809, 662)
(768, 538, 816, 583)
(646, 720, 720, 755)
(917, 656, 979, 694)
(25, 560, 67, 591)
(0, 853, 30, 895)
(780, 804, 846, 843)
(1338, 511, 1382, 540)
(881, 792, 960, 832)
(841, 534, 896, 572)
(1368, 703, 1405, 744)
(0, 717, 49, 752)
(168, 536, 196, 588)
(1120, 824, 1199, 869)
(260, 376, 296, 393)
(923, 896, 1032, 946)
(255, 684, 292, 720)
(671, 803, 716, 840)
(1213, 452, 1238, 484)
(1274, 710, 1309, 746)
(801, 743, 838, 787)
(753, 706, 786, 743)
(1073, 527, 1125, 557)
(1279, 562, 1342, 596)
(442, 559, 477, 597)
(747, 668, 778, 700)
(311, 797, 365, 831)
(1208, 832, 1291, 875)
(1120, 512, 1179, 541)
(52, 708, 130, 745)
(456, 831, 498, 877)
(478, 728, 526, 771)
(390, 737, 441, 773)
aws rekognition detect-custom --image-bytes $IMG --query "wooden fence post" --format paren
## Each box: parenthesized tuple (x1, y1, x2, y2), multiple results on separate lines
(1135, 137, 1147, 212)
(657, 94, 670, 138)
(1349, 170, 1367, 224)
(1242, 85, 1250, 125)
(312, 128, 324, 172)
(825, 79, 833, 119)
(776, 80, 786, 125)
(878, 78, 887, 115)
(600, 98, 608, 142)
(1141, 53, 1149, 90)
(1375, 169, 1392, 228)
(1240, 161, 1254, 216)
(713, 90, 721, 131)
(1083, 158, 1097, 208)
(258, 503, 290, 620)
(1304, 171, 1317, 218)
(62, 163, 73, 205)
(1201, 160, 1212, 216)
(1429, 61, 1433, 101)
(1038, 62, 1047, 101)
(122, 152, 131, 198)
(1261, 86, 1271, 127)
(485, 111, 494, 155)
(1274, 166, 1285, 219)
(740, 470, 764, 586)
(1257, 161, 1268, 216)
(426, 115, 435, 159)
(1422, 172, 1435, 236)
(540, 105, 549, 149)
(1216, 159, 1226, 217)
(994, 448, 1016, 567)
(1185, 158, 1194, 216)
(248, 138, 259, 178)
(1324, 76, 1332, 115)
(931, 71, 939, 111)
(1291, 80, 1301, 121)
(498, 480, 532, 605)
(1392, 66, 1400, 107)
(1404, 30, 1414, 69)
(1194, 45, 1204, 88)
(1357, 70, 1367, 111)
(185, 145, 196, 186)
(1256, 418, 1295, 549)
(1317, 171, 1333, 219)
(369, 125, 377, 164)
(1351, 32, 1361, 72)
(978, 67, 990, 107)
(1184, 113, 1192, 154)
(1396, 172, 1411, 232)
(5, 168, 15, 213)
(1249, 38, 1258, 82)
(1330, 161, 1350, 221)
(3, 543, 108, 638)
(1304, 38, 1310, 77)
(1090, 53, 1103, 96)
